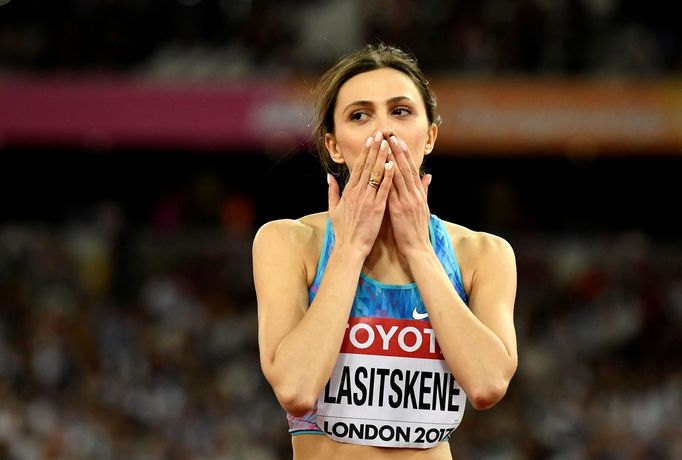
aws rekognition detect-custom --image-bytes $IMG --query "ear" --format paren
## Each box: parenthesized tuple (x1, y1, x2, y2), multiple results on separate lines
(324, 133, 346, 164)
(424, 123, 438, 155)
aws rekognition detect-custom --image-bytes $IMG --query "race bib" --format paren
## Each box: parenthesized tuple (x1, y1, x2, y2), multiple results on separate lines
(317, 316, 466, 448)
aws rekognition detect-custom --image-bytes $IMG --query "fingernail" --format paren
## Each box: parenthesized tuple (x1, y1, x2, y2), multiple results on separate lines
(374, 131, 383, 142)
(380, 139, 388, 151)
(427, 174, 432, 184)
(327, 173, 331, 184)
(400, 140, 408, 151)
(365, 136, 373, 148)
(389, 135, 398, 145)
(385, 161, 393, 170)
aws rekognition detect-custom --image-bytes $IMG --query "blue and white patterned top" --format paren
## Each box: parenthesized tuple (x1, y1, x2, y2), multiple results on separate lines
(288, 214, 468, 435)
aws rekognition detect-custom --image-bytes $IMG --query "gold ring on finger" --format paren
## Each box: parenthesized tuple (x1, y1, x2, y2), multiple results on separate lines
(368, 177, 381, 189)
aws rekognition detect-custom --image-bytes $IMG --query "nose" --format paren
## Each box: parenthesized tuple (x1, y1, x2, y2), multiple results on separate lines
(375, 116, 395, 140)
(380, 129, 395, 141)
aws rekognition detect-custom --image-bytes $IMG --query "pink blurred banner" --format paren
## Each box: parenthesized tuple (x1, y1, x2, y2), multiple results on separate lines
(0, 76, 313, 152)
(2, 76, 681, 154)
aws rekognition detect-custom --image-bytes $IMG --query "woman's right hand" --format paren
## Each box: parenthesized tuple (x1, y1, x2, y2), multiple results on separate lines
(327, 131, 395, 257)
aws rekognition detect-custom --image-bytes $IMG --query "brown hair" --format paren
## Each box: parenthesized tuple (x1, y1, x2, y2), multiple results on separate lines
(312, 43, 441, 183)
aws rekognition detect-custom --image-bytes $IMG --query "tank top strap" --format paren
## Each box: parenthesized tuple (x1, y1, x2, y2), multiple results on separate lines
(429, 214, 468, 303)
(309, 217, 334, 300)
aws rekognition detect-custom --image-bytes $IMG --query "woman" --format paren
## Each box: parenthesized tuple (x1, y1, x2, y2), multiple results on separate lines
(253, 43, 517, 459)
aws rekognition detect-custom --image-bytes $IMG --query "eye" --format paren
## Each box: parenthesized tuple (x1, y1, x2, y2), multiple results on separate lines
(350, 111, 369, 121)
(392, 107, 412, 117)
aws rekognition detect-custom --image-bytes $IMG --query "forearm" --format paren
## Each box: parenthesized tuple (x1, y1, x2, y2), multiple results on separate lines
(269, 245, 365, 410)
(407, 249, 515, 407)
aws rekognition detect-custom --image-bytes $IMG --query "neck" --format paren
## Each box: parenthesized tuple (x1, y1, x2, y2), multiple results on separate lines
(363, 213, 405, 273)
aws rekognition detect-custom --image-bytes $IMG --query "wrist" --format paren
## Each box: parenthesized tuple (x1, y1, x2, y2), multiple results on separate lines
(403, 243, 437, 267)
(329, 243, 368, 267)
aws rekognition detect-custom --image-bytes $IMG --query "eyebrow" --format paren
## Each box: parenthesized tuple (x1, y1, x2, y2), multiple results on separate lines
(342, 96, 414, 113)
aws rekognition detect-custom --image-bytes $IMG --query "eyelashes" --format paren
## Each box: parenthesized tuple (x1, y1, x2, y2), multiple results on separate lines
(349, 107, 412, 121)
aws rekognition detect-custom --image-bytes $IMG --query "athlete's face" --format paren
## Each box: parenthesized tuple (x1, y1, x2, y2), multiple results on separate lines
(324, 68, 437, 170)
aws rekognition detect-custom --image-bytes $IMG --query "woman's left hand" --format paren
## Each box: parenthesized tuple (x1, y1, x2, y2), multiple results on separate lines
(387, 135, 433, 260)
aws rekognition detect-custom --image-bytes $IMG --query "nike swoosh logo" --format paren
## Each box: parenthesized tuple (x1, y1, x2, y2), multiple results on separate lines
(412, 307, 429, 320)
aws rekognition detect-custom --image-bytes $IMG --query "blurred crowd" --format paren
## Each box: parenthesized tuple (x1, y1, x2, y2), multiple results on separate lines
(0, 0, 681, 78)
(1, 189, 681, 459)
(461, 233, 682, 459)
(0, 193, 290, 460)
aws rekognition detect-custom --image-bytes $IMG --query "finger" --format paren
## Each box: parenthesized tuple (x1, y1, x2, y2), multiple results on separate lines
(366, 138, 390, 191)
(347, 133, 375, 188)
(374, 160, 395, 202)
(401, 139, 423, 185)
(387, 180, 398, 209)
(389, 136, 417, 189)
(421, 173, 432, 197)
(387, 142, 408, 196)
(368, 139, 391, 190)
(359, 131, 384, 187)
(327, 173, 340, 212)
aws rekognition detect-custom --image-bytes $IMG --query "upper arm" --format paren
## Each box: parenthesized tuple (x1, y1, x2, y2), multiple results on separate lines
(466, 234, 518, 371)
(252, 220, 312, 379)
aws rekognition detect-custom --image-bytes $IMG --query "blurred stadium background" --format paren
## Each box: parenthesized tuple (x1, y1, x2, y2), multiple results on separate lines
(1, 1, 681, 459)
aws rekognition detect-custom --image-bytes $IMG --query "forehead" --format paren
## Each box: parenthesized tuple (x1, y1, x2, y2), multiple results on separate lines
(335, 68, 422, 107)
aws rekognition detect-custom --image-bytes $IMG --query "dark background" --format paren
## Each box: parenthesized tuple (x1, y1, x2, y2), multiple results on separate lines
(2, 150, 680, 238)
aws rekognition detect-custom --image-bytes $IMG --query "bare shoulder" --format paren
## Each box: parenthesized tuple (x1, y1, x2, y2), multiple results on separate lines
(253, 212, 329, 283)
(441, 221, 516, 290)
(442, 221, 514, 256)
(254, 212, 326, 249)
